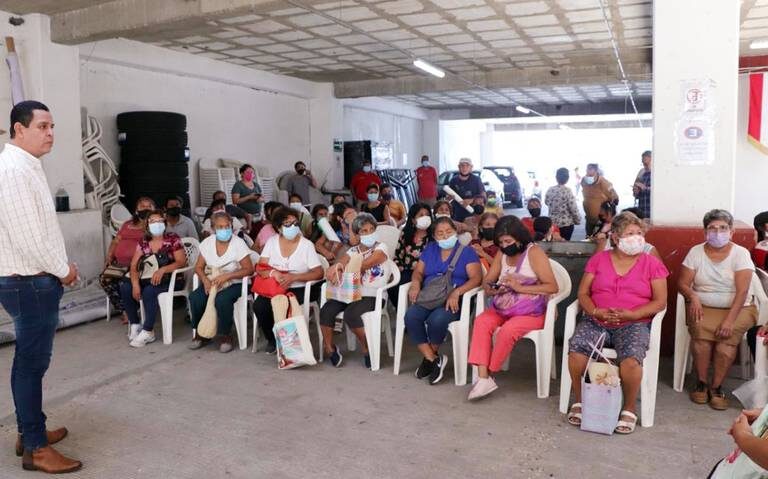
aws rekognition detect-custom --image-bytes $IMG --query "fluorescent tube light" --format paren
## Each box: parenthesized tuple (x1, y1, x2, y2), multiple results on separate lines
(515, 105, 531, 114)
(413, 59, 445, 78)
(751, 40, 768, 50)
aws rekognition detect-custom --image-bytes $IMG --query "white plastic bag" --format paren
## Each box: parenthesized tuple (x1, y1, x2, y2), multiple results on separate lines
(581, 334, 623, 435)
(273, 293, 316, 369)
(733, 376, 768, 410)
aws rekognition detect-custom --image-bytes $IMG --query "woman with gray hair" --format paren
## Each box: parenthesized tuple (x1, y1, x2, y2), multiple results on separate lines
(320, 212, 390, 369)
(679, 209, 756, 410)
(565, 211, 669, 434)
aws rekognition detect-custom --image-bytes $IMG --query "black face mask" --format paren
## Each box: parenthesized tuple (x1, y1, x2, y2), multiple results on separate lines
(167, 207, 181, 217)
(480, 228, 495, 241)
(136, 210, 151, 220)
(502, 243, 524, 256)
(472, 205, 485, 215)
(296, 168, 305, 175)
(528, 208, 541, 218)
(382, 193, 393, 201)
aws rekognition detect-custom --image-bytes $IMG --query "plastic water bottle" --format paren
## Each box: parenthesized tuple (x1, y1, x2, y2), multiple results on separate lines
(55, 187, 70, 212)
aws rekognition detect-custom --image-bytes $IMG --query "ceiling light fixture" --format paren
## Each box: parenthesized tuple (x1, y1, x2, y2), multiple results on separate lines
(413, 59, 445, 78)
(515, 105, 531, 114)
(751, 40, 768, 50)
(559, 124, 571, 130)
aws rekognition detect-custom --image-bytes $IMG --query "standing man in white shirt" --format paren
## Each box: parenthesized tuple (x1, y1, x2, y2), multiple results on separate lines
(0, 101, 82, 474)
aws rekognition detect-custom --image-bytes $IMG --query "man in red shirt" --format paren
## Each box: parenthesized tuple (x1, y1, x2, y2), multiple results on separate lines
(416, 154, 438, 207)
(349, 159, 381, 204)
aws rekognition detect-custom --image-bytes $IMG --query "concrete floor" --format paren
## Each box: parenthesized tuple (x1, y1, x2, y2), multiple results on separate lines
(0, 312, 742, 479)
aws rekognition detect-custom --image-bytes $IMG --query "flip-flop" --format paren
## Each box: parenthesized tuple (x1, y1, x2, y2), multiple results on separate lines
(567, 403, 582, 426)
(615, 410, 638, 434)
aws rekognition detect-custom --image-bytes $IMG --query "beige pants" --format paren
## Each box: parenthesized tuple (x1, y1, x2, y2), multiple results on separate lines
(687, 305, 757, 346)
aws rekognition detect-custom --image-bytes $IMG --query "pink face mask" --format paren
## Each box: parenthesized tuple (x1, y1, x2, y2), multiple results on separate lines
(243, 170, 254, 181)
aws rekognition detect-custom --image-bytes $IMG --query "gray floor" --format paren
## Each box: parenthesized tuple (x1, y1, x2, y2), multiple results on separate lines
(0, 311, 742, 479)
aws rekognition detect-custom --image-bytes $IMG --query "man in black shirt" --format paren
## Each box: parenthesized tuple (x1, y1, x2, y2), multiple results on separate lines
(203, 190, 251, 224)
(448, 157, 486, 222)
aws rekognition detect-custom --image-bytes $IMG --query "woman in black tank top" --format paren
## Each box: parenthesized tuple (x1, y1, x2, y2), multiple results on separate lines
(361, 183, 391, 225)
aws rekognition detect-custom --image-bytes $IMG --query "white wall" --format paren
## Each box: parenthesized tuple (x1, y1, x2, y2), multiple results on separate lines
(735, 73, 768, 224)
(342, 97, 428, 172)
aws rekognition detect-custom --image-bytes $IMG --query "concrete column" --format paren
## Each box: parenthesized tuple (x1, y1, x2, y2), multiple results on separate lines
(651, 0, 740, 223)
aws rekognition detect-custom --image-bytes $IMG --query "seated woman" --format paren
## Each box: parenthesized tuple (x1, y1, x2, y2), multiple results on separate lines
(591, 200, 617, 248)
(470, 212, 499, 271)
(188, 212, 254, 352)
(434, 199, 470, 234)
(679, 209, 756, 411)
(102, 196, 155, 323)
(309, 204, 331, 251)
(565, 212, 668, 433)
(405, 217, 482, 384)
(288, 193, 313, 237)
(467, 216, 558, 400)
(253, 201, 283, 254)
(751, 211, 768, 270)
(119, 210, 188, 348)
(202, 199, 245, 238)
(252, 206, 324, 353)
(250, 200, 281, 244)
(361, 183, 391, 225)
(320, 213, 389, 369)
(316, 202, 358, 262)
(390, 203, 433, 308)
(231, 163, 262, 222)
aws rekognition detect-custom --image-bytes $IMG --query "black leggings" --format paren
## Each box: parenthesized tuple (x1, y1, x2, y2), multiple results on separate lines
(319, 297, 378, 330)
(559, 225, 575, 241)
(252, 284, 321, 344)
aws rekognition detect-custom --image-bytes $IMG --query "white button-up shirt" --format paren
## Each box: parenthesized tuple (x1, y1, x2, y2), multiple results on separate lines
(0, 143, 69, 278)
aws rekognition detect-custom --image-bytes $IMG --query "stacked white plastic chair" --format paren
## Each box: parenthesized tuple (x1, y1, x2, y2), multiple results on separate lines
(471, 260, 572, 398)
(558, 301, 667, 428)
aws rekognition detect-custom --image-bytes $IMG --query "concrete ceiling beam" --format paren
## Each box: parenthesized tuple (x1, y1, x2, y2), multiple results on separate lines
(333, 62, 652, 99)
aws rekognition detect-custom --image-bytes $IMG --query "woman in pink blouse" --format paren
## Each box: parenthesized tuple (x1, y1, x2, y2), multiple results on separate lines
(565, 212, 668, 434)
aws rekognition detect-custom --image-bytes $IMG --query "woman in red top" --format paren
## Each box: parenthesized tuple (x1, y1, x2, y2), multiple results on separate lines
(565, 212, 668, 434)
(101, 196, 155, 323)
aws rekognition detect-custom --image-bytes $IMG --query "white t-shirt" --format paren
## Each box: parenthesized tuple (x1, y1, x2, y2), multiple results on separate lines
(682, 243, 755, 308)
(261, 235, 322, 288)
(347, 242, 390, 296)
(202, 216, 244, 235)
(198, 235, 252, 283)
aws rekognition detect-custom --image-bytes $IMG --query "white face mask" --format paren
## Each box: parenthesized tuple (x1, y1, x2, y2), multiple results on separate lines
(584, 176, 596, 185)
(415, 216, 432, 230)
(435, 213, 450, 219)
(617, 235, 645, 256)
(289, 202, 303, 211)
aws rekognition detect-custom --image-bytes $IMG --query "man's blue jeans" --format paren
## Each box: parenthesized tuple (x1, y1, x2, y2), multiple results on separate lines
(0, 274, 63, 451)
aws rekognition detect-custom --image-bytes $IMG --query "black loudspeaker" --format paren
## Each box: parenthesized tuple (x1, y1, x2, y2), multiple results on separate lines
(343, 140, 372, 187)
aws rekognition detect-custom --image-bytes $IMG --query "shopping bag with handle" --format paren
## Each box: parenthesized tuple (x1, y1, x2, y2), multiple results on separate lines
(326, 252, 362, 304)
(581, 332, 623, 435)
(272, 293, 317, 369)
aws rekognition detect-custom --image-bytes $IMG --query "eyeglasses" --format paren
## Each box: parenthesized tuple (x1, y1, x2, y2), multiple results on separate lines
(706, 225, 730, 232)
(282, 221, 298, 228)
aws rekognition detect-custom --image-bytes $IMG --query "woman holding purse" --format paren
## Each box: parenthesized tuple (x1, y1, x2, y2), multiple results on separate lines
(320, 213, 389, 369)
(404, 216, 482, 385)
(119, 210, 187, 348)
(188, 212, 254, 353)
(252, 207, 324, 354)
(467, 215, 558, 400)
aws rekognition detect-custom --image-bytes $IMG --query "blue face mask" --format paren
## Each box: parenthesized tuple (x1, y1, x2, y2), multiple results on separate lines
(282, 224, 300, 240)
(215, 227, 233, 242)
(363, 165, 372, 173)
(367, 193, 379, 202)
(359, 233, 377, 248)
(438, 234, 458, 250)
(149, 222, 165, 237)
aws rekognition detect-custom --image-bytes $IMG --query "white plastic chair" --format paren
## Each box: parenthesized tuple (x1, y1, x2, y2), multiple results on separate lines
(192, 274, 250, 350)
(471, 260, 572, 398)
(250, 257, 327, 356)
(393, 282, 483, 385)
(673, 273, 768, 392)
(558, 300, 666, 428)
(319, 259, 400, 371)
(139, 237, 199, 344)
(375, 225, 401, 259)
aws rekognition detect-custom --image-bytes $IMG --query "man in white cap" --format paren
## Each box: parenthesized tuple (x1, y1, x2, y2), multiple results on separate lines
(448, 157, 485, 222)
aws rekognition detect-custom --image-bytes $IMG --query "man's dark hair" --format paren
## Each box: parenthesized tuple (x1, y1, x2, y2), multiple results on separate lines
(263, 201, 283, 220)
(210, 198, 227, 210)
(642, 150, 652, 158)
(289, 194, 303, 203)
(294, 161, 305, 170)
(586, 163, 599, 171)
(165, 195, 183, 207)
(556, 167, 569, 185)
(239, 164, 253, 175)
(755, 212, 768, 242)
(533, 216, 553, 241)
(213, 190, 226, 199)
(10, 101, 49, 139)
(367, 183, 380, 192)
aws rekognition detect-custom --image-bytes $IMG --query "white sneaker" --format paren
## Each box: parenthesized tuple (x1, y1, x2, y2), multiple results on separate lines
(468, 377, 499, 401)
(128, 324, 142, 341)
(129, 330, 156, 348)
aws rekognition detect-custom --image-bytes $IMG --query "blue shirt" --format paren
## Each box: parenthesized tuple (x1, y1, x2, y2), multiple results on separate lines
(448, 174, 485, 222)
(420, 242, 479, 288)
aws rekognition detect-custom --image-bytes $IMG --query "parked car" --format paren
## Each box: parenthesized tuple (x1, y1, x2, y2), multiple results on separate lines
(437, 169, 506, 205)
(484, 166, 523, 208)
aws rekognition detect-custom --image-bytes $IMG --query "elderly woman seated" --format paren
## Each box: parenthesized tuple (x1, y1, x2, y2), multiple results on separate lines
(252, 206, 324, 354)
(468, 216, 558, 399)
(188, 211, 254, 353)
(566, 212, 668, 434)
(405, 216, 482, 385)
(320, 212, 389, 369)
(679, 209, 756, 411)
(119, 210, 188, 348)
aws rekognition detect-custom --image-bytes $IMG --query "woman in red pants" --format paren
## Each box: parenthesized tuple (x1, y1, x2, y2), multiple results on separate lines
(467, 216, 558, 400)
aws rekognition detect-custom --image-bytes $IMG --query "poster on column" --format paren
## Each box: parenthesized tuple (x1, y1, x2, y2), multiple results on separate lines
(676, 79, 717, 166)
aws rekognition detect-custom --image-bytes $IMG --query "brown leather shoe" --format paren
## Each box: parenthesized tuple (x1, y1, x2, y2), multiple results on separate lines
(689, 381, 709, 404)
(710, 387, 730, 410)
(22, 445, 82, 474)
(15, 427, 68, 457)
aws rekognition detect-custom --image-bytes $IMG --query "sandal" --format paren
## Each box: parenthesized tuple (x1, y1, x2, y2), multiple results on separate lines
(567, 403, 582, 426)
(615, 410, 638, 434)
